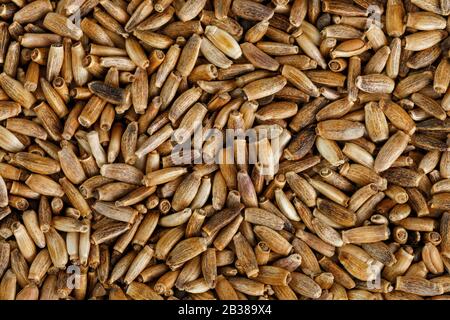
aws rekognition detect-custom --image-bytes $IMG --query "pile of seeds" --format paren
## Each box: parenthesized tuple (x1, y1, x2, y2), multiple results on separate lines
(1, 0, 450, 300)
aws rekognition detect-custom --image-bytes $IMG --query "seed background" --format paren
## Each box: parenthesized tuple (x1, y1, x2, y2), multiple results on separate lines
(0, 0, 450, 300)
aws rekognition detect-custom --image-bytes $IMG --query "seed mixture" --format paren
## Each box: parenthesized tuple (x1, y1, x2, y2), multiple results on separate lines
(1, 0, 450, 300)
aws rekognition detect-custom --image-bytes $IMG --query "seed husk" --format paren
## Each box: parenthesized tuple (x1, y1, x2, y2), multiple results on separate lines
(316, 120, 365, 141)
(166, 237, 208, 270)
